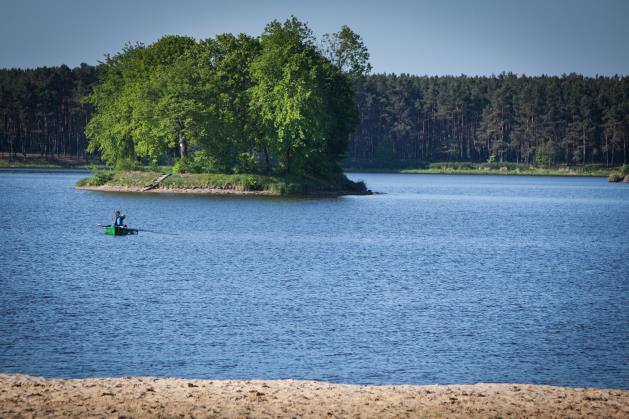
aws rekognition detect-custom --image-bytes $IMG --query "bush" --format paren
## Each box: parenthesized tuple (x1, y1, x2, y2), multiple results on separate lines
(173, 152, 218, 173)
(243, 175, 260, 191)
(172, 159, 185, 174)
(620, 164, 629, 176)
(608, 173, 624, 182)
(173, 157, 199, 174)
(115, 158, 141, 171)
(77, 171, 114, 186)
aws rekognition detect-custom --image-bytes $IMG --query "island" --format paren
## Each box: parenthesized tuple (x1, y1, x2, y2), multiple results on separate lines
(76, 170, 370, 196)
(70, 19, 373, 196)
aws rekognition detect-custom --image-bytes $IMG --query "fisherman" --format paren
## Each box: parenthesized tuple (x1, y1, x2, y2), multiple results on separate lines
(112, 210, 126, 227)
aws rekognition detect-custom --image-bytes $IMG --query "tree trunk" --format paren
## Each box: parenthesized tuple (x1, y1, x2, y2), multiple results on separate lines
(263, 146, 270, 173)
(178, 130, 186, 159)
(582, 127, 586, 166)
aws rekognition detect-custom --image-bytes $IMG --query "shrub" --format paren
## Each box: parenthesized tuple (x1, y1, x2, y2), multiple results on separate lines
(243, 175, 260, 191)
(173, 152, 218, 174)
(608, 173, 623, 182)
(115, 158, 141, 171)
(77, 171, 114, 186)
(172, 159, 185, 174)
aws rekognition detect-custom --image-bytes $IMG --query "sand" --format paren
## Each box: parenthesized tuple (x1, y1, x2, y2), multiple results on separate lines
(77, 184, 279, 195)
(76, 185, 370, 196)
(1, 374, 627, 418)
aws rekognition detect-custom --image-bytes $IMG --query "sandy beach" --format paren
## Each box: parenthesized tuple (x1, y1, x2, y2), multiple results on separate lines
(1, 374, 627, 418)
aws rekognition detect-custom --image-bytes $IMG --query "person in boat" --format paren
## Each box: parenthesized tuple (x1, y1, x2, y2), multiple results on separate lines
(112, 210, 126, 227)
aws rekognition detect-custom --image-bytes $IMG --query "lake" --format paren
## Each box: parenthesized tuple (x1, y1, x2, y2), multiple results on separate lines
(0, 171, 628, 388)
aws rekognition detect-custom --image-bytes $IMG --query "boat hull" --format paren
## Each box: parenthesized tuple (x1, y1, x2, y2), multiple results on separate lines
(104, 226, 138, 236)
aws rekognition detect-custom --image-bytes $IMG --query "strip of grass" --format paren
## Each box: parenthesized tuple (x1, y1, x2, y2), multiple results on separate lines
(400, 168, 610, 176)
(75, 172, 116, 186)
(379, 162, 612, 177)
(77, 171, 369, 195)
(344, 161, 616, 177)
(0, 156, 103, 169)
(0, 160, 89, 169)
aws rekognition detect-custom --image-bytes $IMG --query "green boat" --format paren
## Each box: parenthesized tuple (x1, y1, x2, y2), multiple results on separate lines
(103, 226, 138, 236)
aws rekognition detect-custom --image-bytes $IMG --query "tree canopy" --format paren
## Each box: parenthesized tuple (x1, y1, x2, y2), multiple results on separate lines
(83, 17, 362, 175)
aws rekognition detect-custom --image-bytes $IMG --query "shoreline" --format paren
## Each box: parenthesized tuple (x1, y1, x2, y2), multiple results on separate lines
(0, 167, 90, 173)
(0, 163, 613, 178)
(75, 171, 372, 196)
(77, 184, 278, 196)
(76, 184, 370, 197)
(1, 374, 627, 418)
(344, 168, 612, 177)
(0, 158, 614, 178)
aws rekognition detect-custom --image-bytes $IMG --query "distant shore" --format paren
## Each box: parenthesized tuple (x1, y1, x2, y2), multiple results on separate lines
(1, 374, 627, 418)
(400, 168, 610, 177)
(343, 163, 616, 177)
(0, 155, 96, 170)
(2, 157, 618, 178)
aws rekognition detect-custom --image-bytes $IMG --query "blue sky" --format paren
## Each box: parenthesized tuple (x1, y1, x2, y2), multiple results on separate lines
(1, 0, 627, 75)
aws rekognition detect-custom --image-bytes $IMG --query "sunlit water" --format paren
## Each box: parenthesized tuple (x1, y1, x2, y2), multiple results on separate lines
(0, 171, 628, 388)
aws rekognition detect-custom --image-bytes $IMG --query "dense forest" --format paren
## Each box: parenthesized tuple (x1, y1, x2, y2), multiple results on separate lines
(0, 64, 98, 159)
(349, 73, 629, 167)
(1, 27, 628, 169)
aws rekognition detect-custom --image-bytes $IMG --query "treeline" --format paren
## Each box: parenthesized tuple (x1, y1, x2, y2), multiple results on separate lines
(1, 40, 628, 169)
(0, 64, 98, 159)
(349, 73, 629, 167)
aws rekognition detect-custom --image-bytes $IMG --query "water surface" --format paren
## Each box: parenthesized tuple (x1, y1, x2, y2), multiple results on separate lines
(1, 172, 628, 388)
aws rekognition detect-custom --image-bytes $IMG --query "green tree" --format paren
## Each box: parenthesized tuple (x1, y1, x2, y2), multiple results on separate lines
(195, 33, 261, 171)
(85, 36, 212, 165)
(320, 25, 372, 76)
(249, 17, 357, 175)
(84, 43, 146, 164)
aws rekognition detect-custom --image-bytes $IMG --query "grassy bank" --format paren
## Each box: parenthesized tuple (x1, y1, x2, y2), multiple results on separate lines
(76, 170, 369, 196)
(0, 154, 99, 169)
(345, 162, 615, 177)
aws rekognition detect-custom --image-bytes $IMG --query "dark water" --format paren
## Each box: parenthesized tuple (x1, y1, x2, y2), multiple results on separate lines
(1, 172, 628, 388)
